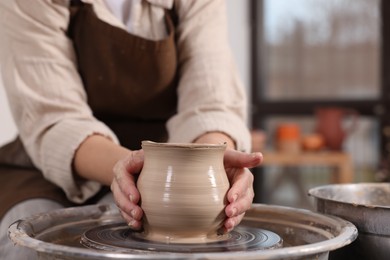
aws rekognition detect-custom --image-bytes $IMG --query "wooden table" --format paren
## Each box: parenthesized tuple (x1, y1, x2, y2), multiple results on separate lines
(258, 150, 354, 207)
(261, 150, 354, 183)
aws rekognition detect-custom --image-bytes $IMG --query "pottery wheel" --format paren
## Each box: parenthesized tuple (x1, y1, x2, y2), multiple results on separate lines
(80, 223, 282, 253)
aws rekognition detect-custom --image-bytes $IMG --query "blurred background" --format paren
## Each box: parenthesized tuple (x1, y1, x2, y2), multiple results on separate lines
(1, 0, 388, 210)
(250, 0, 390, 209)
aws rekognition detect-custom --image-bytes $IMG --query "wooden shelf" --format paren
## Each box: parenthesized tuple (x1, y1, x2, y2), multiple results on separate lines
(261, 151, 354, 183)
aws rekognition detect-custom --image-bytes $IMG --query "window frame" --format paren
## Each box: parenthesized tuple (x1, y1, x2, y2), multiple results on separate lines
(250, 0, 390, 161)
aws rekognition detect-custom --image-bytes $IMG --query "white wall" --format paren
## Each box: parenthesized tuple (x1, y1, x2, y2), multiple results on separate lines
(0, 1, 251, 146)
(226, 0, 251, 93)
(226, 0, 251, 125)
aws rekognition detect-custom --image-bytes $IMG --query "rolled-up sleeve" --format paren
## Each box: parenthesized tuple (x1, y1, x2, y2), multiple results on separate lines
(167, 0, 251, 152)
(0, 0, 119, 203)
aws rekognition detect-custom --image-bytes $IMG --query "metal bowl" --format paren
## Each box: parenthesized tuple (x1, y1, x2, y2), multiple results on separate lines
(309, 182, 390, 260)
(8, 203, 356, 260)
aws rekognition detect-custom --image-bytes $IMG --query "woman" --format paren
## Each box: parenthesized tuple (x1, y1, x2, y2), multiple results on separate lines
(0, 0, 262, 258)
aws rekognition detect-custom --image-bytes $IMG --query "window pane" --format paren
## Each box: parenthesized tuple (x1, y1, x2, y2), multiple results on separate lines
(263, 0, 380, 100)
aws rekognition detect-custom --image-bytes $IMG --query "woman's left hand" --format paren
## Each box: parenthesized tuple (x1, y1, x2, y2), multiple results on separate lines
(222, 149, 262, 233)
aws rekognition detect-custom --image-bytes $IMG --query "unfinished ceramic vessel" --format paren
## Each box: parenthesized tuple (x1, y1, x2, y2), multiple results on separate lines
(137, 141, 229, 243)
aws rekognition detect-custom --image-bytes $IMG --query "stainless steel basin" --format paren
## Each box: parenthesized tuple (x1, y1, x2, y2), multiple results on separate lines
(309, 182, 390, 260)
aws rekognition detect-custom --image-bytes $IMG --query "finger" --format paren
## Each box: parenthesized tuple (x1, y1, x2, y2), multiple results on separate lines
(111, 150, 144, 220)
(226, 186, 254, 215)
(226, 168, 254, 203)
(113, 150, 144, 204)
(224, 168, 254, 230)
(113, 171, 139, 204)
(120, 209, 142, 230)
(224, 150, 262, 169)
(123, 150, 144, 203)
(224, 212, 245, 233)
(125, 150, 144, 174)
(111, 180, 143, 221)
(225, 185, 254, 217)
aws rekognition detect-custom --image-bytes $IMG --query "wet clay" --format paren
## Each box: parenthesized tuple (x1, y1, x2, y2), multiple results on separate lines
(137, 141, 230, 243)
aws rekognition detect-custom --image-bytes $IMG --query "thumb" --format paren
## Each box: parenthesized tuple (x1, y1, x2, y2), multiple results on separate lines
(224, 150, 262, 169)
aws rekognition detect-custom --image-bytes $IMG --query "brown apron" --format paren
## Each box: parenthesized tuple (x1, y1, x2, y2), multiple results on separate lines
(0, 0, 178, 219)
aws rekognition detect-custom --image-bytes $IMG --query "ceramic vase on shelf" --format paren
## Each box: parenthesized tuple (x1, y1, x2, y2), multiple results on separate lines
(275, 123, 301, 154)
(137, 141, 229, 243)
(315, 107, 358, 151)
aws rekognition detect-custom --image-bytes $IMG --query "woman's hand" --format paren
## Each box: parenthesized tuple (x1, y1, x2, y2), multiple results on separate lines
(223, 150, 262, 233)
(109, 134, 262, 233)
(193, 132, 262, 232)
(110, 150, 144, 230)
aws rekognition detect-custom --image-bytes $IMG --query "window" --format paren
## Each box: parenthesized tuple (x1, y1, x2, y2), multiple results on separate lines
(263, 0, 380, 100)
(251, 0, 390, 205)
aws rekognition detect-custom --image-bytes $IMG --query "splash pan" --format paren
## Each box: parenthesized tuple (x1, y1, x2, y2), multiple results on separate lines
(8, 203, 357, 260)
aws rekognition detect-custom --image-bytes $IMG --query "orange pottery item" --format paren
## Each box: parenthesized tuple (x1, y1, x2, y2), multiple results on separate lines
(301, 133, 325, 151)
(275, 124, 301, 153)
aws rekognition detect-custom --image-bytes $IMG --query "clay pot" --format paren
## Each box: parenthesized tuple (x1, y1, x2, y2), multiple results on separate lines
(301, 133, 325, 151)
(275, 123, 301, 153)
(137, 141, 229, 243)
(315, 107, 358, 151)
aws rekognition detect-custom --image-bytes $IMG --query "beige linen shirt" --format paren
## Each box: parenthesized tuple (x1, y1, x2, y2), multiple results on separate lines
(0, 0, 251, 203)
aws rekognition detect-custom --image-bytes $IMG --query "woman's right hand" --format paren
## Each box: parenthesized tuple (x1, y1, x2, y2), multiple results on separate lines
(110, 150, 144, 230)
